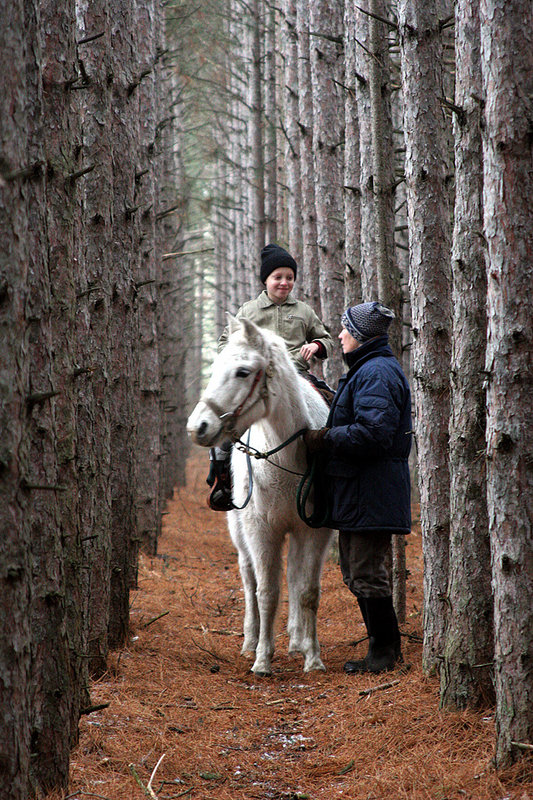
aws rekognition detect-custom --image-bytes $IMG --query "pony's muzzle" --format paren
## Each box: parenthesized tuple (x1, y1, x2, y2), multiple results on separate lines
(187, 404, 223, 447)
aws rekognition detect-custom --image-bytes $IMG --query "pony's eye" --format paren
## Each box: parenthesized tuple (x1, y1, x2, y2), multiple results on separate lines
(236, 368, 251, 379)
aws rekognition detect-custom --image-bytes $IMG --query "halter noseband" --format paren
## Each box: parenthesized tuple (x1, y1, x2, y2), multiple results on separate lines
(202, 366, 268, 441)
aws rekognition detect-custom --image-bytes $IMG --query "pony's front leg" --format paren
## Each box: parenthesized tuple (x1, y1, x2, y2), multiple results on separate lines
(250, 531, 283, 677)
(237, 549, 259, 655)
(227, 512, 259, 655)
(287, 528, 332, 672)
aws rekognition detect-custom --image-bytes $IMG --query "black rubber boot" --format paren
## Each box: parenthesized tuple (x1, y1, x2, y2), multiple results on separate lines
(207, 447, 235, 511)
(344, 596, 402, 675)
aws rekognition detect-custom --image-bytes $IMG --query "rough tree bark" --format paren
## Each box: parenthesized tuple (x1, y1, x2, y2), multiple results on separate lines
(0, 1, 32, 793)
(135, 0, 162, 556)
(263, 4, 278, 244)
(75, 0, 113, 679)
(40, 0, 88, 767)
(480, 0, 533, 768)
(440, 0, 494, 711)
(23, 0, 78, 790)
(108, 0, 139, 648)
(309, 0, 345, 384)
(397, 0, 452, 673)
(354, 4, 377, 298)
(248, 0, 266, 259)
(281, 0, 303, 264)
(342, 0, 361, 307)
(296, 0, 321, 309)
(159, 61, 190, 493)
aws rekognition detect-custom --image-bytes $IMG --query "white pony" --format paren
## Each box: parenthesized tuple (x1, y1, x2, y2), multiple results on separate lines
(187, 316, 333, 676)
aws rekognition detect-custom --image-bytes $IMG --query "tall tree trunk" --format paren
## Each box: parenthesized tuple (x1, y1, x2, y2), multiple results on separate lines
(367, 0, 406, 621)
(397, 0, 452, 673)
(355, 4, 377, 298)
(263, 4, 278, 244)
(24, 0, 76, 790)
(108, 0, 139, 648)
(41, 0, 87, 761)
(75, 0, 113, 679)
(281, 0, 303, 264)
(480, 0, 533, 768)
(440, 0, 494, 711)
(0, 1, 32, 793)
(135, 0, 162, 556)
(343, 0, 361, 307)
(368, 0, 402, 342)
(249, 0, 265, 259)
(296, 0, 321, 309)
(309, 0, 345, 384)
(159, 61, 190, 493)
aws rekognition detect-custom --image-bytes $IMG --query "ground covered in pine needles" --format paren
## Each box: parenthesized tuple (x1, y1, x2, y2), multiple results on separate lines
(48, 448, 531, 800)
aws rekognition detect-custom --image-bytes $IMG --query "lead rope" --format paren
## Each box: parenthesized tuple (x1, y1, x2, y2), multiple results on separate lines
(234, 428, 308, 477)
(296, 455, 332, 529)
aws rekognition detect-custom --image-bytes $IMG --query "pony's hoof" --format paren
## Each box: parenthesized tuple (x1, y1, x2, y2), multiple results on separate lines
(303, 657, 326, 673)
(251, 660, 272, 677)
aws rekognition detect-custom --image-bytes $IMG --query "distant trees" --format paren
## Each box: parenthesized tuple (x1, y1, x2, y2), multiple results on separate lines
(0, 0, 189, 794)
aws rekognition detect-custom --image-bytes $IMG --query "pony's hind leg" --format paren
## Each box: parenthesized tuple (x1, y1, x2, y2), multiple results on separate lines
(287, 528, 332, 672)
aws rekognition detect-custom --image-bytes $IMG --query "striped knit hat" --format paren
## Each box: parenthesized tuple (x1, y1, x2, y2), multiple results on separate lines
(341, 302, 395, 342)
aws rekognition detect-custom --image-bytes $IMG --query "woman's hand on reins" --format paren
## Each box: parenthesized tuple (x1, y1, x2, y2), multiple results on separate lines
(303, 428, 330, 453)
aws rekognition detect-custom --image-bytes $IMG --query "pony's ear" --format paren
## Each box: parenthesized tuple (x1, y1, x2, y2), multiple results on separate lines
(241, 318, 266, 352)
(226, 313, 241, 336)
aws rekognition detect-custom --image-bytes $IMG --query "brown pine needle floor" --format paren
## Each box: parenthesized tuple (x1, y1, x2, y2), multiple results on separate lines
(47, 448, 532, 800)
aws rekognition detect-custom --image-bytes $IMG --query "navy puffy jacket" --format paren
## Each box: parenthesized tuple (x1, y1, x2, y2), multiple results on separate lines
(323, 336, 412, 533)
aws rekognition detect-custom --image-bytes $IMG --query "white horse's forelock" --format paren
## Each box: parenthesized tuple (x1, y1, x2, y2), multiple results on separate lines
(187, 321, 333, 676)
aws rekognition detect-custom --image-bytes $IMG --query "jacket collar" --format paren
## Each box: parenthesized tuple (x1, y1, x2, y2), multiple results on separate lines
(257, 289, 297, 308)
(344, 336, 392, 377)
(327, 337, 393, 424)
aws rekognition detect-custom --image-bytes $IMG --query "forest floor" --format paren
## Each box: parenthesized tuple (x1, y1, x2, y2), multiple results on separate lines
(48, 448, 532, 800)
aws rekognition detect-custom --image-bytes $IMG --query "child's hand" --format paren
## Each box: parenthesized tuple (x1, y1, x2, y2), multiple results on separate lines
(300, 342, 319, 361)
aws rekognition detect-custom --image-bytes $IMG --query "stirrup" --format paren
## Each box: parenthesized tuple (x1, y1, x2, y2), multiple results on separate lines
(208, 480, 235, 512)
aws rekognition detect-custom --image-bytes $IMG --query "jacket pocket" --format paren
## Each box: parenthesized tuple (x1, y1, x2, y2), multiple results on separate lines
(328, 475, 363, 529)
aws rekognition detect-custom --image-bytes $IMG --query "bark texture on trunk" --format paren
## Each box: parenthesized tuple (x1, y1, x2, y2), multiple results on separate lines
(397, 0, 452, 673)
(355, 4, 377, 299)
(135, 0, 162, 557)
(309, 0, 345, 384)
(0, 1, 32, 794)
(480, 0, 533, 767)
(108, 0, 139, 649)
(296, 0, 321, 310)
(440, 0, 494, 711)
(281, 0, 303, 264)
(76, 0, 113, 679)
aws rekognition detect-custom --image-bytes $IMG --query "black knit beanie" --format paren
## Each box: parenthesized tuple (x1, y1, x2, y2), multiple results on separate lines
(260, 243, 297, 284)
(342, 301, 395, 342)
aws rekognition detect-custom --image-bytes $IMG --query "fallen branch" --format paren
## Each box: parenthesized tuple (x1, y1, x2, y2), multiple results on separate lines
(358, 679, 400, 697)
(148, 754, 166, 792)
(79, 703, 110, 716)
(190, 635, 232, 664)
(143, 610, 170, 628)
(511, 741, 533, 751)
(129, 763, 158, 799)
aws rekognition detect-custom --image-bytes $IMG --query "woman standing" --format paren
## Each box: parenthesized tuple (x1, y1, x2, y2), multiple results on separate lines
(304, 301, 412, 674)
